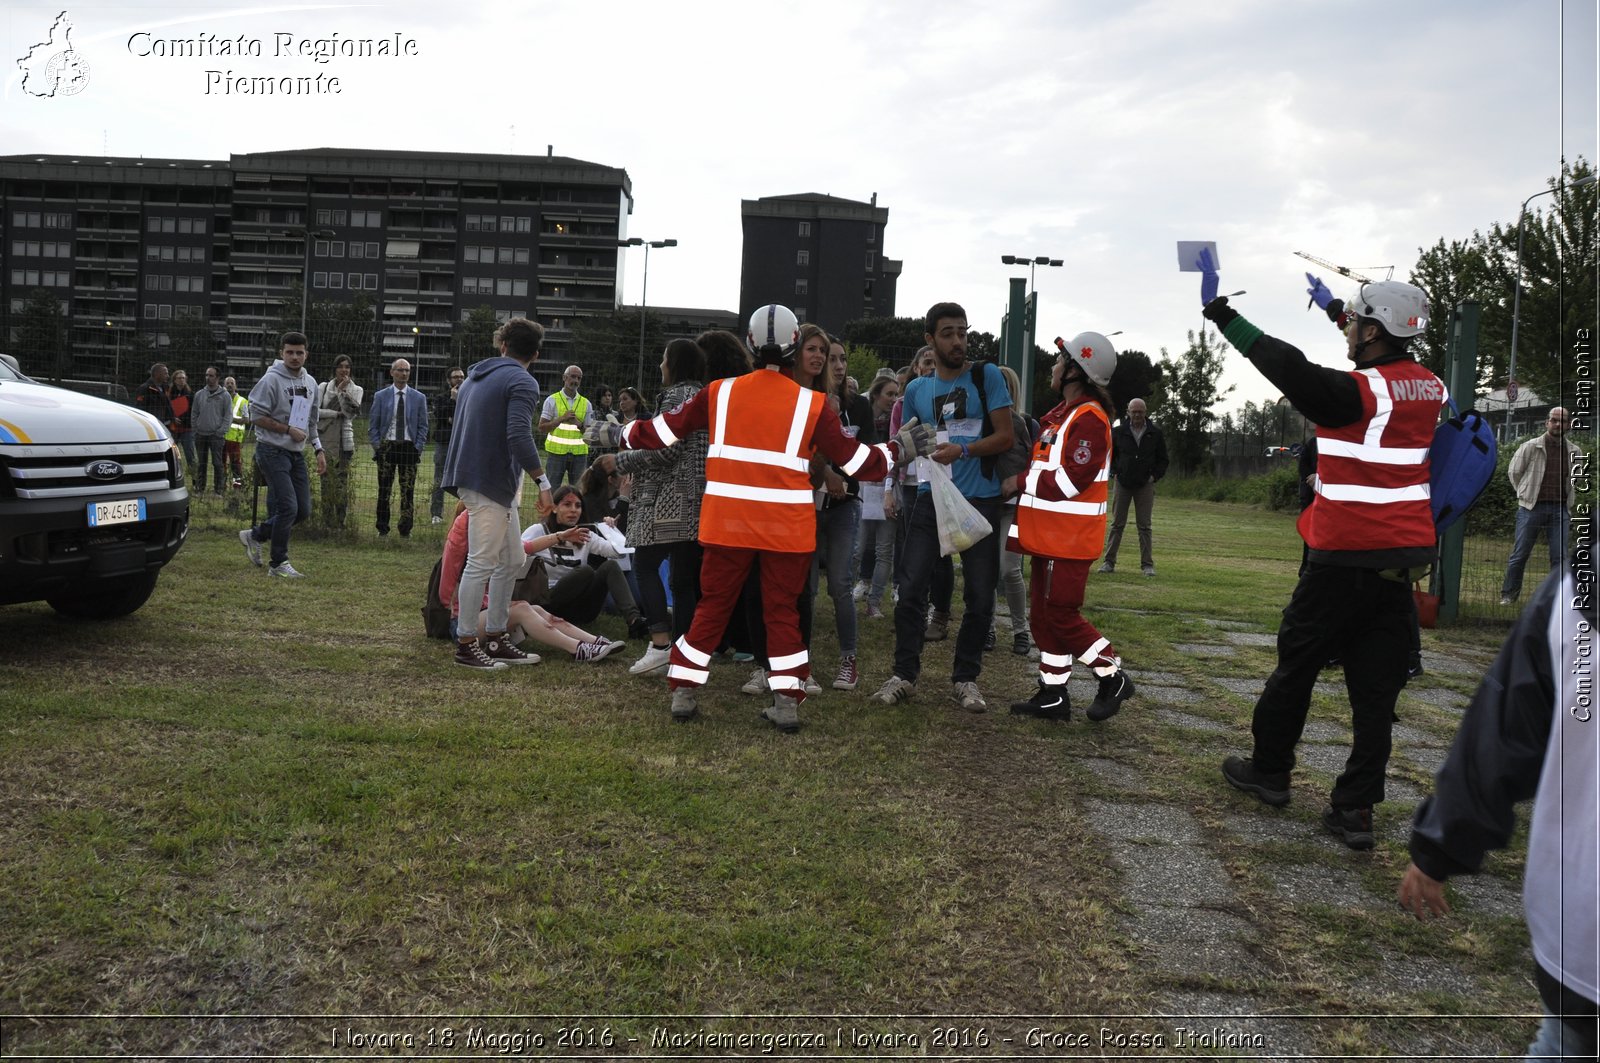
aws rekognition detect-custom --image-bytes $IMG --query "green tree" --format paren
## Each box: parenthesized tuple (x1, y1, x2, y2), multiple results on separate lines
(453, 305, 500, 367)
(842, 316, 927, 366)
(570, 307, 667, 397)
(1108, 348, 1164, 419)
(844, 344, 886, 393)
(161, 314, 224, 370)
(14, 288, 67, 380)
(1410, 157, 1595, 406)
(1159, 329, 1234, 475)
(270, 284, 377, 371)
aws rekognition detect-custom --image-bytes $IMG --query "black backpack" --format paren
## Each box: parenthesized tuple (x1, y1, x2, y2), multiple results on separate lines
(422, 558, 452, 639)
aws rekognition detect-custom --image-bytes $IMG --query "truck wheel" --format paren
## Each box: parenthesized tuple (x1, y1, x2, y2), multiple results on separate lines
(46, 571, 161, 620)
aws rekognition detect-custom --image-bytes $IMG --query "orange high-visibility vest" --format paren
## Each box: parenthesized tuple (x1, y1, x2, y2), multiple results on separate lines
(1300, 361, 1443, 553)
(698, 371, 826, 553)
(1012, 400, 1111, 561)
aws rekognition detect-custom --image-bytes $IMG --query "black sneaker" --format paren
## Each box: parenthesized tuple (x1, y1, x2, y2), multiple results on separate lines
(1222, 754, 1291, 807)
(1087, 670, 1135, 722)
(627, 615, 651, 641)
(483, 634, 539, 666)
(1406, 655, 1424, 679)
(454, 640, 508, 671)
(1009, 682, 1070, 722)
(983, 625, 997, 652)
(1012, 630, 1032, 656)
(1321, 805, 1375, 850)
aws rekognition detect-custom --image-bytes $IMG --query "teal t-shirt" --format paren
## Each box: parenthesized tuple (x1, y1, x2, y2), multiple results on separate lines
(902, 361, 1012, 499)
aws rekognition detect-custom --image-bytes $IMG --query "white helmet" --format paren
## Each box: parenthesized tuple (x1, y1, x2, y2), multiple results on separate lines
(1349, 281, 1429, 339)
(1058, 331, 1119, 387)
(746, 304, 800, 366)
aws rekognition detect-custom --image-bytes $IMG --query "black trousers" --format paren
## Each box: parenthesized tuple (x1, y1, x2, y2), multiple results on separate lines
(375, 441, 420, 536)
(1250, 563, 1412, 809)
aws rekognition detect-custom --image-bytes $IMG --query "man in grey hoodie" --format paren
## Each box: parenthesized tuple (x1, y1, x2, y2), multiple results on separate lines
(239, 332, 327, 578)
(190, 366, 233, 496)
(439, 317, 554, 670)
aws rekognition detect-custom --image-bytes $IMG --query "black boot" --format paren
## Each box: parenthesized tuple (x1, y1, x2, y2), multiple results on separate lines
(1087, 670, 1135, 722)
(1009, 681, 1070, 722)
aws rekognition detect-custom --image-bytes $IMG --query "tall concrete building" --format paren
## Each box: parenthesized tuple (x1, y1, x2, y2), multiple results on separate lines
(738, 193, 900, 332)
(0, 147, 632, 386)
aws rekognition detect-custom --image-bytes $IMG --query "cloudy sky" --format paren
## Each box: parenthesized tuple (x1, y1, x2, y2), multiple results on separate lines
(3, 0, 1594, 410)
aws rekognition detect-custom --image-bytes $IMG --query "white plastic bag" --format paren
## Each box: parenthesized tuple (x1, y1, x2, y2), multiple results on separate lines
(919, 456, 992, 557)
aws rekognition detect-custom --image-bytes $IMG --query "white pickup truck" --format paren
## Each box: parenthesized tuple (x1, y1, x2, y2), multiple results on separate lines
(0, 355, 189, 618)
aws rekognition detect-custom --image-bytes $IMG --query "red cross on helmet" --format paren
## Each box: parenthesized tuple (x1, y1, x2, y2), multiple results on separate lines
(1061, 331, 1119, 387)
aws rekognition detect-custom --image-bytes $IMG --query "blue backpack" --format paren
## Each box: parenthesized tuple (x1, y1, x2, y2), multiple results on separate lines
(1430, 399, 1497, 531)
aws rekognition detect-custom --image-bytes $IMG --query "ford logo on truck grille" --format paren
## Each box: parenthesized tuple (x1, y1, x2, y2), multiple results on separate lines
(86, 460, 124, 480)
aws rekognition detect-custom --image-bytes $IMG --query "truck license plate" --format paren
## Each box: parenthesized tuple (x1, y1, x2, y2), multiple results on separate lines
(87, 497, 147, 527)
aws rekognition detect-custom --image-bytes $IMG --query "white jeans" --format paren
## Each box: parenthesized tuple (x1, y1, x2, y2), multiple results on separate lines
(456, 487, 524, 638)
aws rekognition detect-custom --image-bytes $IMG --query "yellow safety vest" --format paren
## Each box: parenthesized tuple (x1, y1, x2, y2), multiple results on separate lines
(545, 391, 589, 455)
(225, 394, 249, 443)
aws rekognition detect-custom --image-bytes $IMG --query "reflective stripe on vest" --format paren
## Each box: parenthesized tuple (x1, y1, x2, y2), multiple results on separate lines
(1014, 400, 1111, 561)
(545, 392, 588, 454)
(1299, 363, 1442, 552)
(225, 394, 248, 442)
(699, 372, 825, 552)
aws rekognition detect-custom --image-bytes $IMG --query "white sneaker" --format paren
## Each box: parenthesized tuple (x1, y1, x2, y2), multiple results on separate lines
(873, 675, 915, 705)
(269, 561, 305, 579)
(851, 580, 867, 602)
(629, 644, 672, 676)
(740, 667, 769, 695)
(239, 528, 262, 567)
(803, 674, 823, 697)
(431, 515, 443, 525)
(952, 680, 988, 713)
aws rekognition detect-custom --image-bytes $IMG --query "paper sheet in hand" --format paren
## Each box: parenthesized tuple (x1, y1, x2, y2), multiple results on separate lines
(1176, 241, 1219, 272)
(860, 482, 886, 521)
(288, 395, 313, 431)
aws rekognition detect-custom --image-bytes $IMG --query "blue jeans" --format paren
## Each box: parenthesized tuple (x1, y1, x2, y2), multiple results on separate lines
(251, 443, 311, 568)
(544, 449, 588, 489)
(1527, 1011, 1597, 1061)
(858, 516, 895, 608)
(893, 491, 1003, 684)
(1501, 501, 1568, 598)
(811, 498, 862, 655)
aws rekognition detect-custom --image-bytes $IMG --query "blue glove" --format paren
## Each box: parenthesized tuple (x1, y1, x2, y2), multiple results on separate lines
(1306, 272, 1334, 311)
(1197, 246, 1219, 305)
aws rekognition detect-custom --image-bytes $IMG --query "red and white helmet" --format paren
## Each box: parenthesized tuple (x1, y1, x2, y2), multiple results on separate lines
(1059, 331, 1119, 387)
(1350, 281, 1429, 339)
(746, 304, 800, 366)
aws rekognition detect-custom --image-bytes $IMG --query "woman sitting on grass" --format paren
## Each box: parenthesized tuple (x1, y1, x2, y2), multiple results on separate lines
(440, 504, 622, 663)
(522, 486, 648, 637)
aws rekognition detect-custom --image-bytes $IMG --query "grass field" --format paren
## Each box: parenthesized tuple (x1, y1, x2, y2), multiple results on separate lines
(0, 496, 1534, 1058)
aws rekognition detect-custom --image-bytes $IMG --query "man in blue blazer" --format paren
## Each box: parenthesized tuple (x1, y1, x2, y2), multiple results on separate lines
(368, 358, 429, 537)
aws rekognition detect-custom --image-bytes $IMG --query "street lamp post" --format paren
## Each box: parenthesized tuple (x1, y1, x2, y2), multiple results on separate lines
(1000, 254, 1063, 295)
(300, 227, 338, 336)
(617, 237, 677, 392)
(1508, 173, 1597, 433)
(105, 319, 119, 393)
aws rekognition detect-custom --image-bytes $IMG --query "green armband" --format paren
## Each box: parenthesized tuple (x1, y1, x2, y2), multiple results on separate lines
(1222, 316, 1264, 356)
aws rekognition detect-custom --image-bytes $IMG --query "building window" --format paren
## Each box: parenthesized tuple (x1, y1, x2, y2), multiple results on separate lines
(512, 279, 528, 297)
(794, 278, 808, 295)
(865, 251, 875, 270)
(146, 246, 160, 261)
(147, 218, 161, 233)
(349, 273, 362, 289)
(365, 274, 377, 290)
(332, 209, 347, 225)
(386, 240, 420, 259)
(143, 303, 157, 318)
(158, 305, 173, 319)
(797, 250, 809, 266)
(365, 241, 379, 258)
(329, 273, 342, 289)
(350, 243, 366, 260)
(316, 209, 331, 225)
(160, 246, 175, 262)
(313, 272, 328, 288)
(314, 240, 330, 257)
(496, 278, 512, 297)
(516, 216, 532, 233)
(331, 241, 345, 256)
(11, 211, 40, 227)
(514, 247, 530, 265)
(497, 247, 513, 265)
(798, 221, 811, 237)
(352, 210, 381, 227)
(793, 306, 806, 321)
